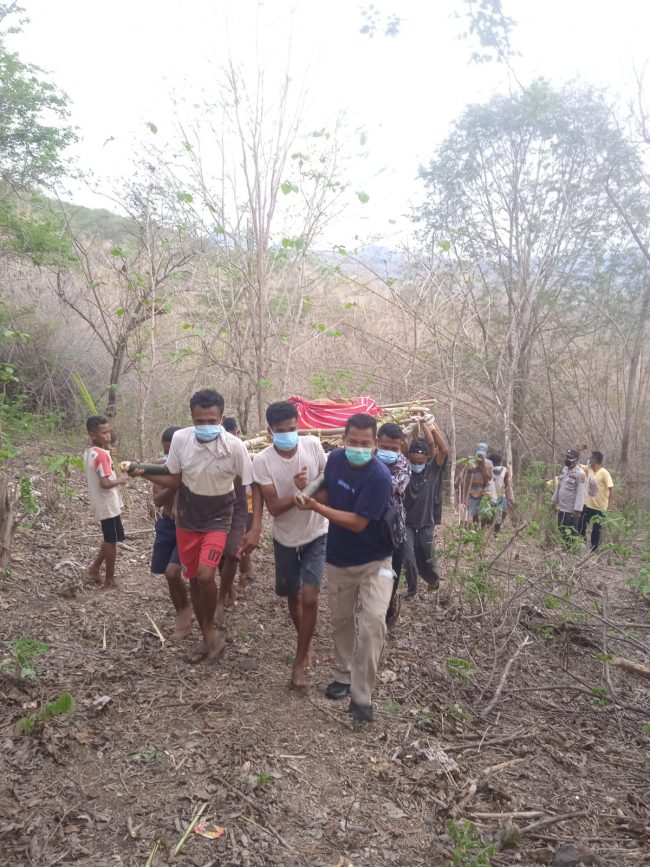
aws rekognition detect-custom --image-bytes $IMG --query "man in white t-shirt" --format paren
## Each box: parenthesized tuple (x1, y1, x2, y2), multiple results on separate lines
(132, 389, 253, 664)
(250, 401, 328, 689)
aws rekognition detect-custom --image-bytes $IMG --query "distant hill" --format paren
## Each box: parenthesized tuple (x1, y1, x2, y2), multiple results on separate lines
(58, 200, 133, 243)
(1, 188, 134, 245)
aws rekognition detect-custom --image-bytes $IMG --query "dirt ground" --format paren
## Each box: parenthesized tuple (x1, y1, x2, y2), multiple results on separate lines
(1, 460, 649, 867)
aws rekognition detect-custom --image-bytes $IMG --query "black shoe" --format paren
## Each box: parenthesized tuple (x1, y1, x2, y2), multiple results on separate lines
(348, 700, 374, 723)
(386, 595, 400, 627)
(325, 681, 350, 700)
(405, 591, 417, 600)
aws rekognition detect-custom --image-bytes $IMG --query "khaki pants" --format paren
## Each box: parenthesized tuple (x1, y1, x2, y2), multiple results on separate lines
(327, 557, 393, 706)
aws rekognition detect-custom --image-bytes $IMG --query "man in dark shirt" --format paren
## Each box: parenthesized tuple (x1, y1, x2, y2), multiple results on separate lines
(295, 413, 392, 723)
(404, 419, 448, 597)
(376, 422, 411, 626)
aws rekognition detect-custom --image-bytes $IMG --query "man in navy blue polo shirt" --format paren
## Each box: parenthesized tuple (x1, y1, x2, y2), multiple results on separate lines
(295, 413, 392, 722)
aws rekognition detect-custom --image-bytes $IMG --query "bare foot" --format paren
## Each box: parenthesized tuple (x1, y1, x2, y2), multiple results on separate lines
(305, 642, 316, 670)
(187, 642, 207, 664)
(215, 601, 226, 627)
(291, 663, 308, 689)
(225, 587, 237, 608)
(173, 607, 193, 641)
(85, 569, 102, 586)
(101, 581, 120, 591)
(205, 631, 226, 663)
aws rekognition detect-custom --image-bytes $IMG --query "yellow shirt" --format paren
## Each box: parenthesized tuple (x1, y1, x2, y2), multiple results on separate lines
(585, 466, 613, 511)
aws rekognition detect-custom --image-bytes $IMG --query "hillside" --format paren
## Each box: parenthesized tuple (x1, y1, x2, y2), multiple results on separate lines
(1, 442, 648, 866)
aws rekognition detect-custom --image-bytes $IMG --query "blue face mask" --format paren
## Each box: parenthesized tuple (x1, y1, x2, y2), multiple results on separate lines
(161, 454, 169, 463)
(410, 462, 426, 474)
(194, 424, 222, 443)
(377, 449, 399, 466)
(273, 431, 299, 451)
(345, 446, 373, 467)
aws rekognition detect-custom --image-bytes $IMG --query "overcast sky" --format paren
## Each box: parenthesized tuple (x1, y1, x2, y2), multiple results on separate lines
(7, 0, 650, 246)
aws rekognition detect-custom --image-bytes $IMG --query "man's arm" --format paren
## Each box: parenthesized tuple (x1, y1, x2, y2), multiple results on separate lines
(137, 470, 181, 490)
(431, 424, 449, 466)
(606, 472, 615, 510)
(100, 474, 128, 489)
(296, 496, 369, 533)
(239, 483, 264, 556)
(573, 471, 586, 515)
(260, 482, 298, 518)
(153, 482, 175, 508)
(419, 420, 436, 460)
(480, 457, 493, 482)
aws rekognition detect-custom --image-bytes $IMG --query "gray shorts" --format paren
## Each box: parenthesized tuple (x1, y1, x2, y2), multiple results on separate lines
(467, 496, 482, 519)
(273, 534, 327, 597)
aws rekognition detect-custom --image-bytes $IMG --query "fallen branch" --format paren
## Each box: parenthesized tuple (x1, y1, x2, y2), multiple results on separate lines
(451, 757, 526, 816)
(610, 656, 650, 680)
(145, 613, 166, 645)
(521, 809, 589, 835)
(483, 636, 532, 715)
(444, 727, 530, 752)
(221, 781, 298, 856)
(472, 810, 544, 820)
(174, 801, 207, 855)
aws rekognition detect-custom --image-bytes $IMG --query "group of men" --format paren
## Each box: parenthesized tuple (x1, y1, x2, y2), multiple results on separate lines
(82, 390, 449, 723)
(456, 442, 512, 532)
(82, 389, 614, 723)
(550, 447, 615, 550)
(454, 441, 615, 549)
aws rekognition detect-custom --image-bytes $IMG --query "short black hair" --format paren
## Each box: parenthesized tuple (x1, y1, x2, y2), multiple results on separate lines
(266, 401, 298, 428)
(489, 452, 502, 465)
(86, 415, 108, 433)
(189, 388, 224, 412)
(345, 412, 377, 436)
(223, 417, 238, 434)
(591, 450, 604, 464)
(377, 422, 403, 440)
(162, 426, 181, 444)
(409, 439, 428, 455)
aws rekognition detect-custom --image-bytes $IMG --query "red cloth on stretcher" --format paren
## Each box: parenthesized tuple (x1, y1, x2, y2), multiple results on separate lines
(286, 397, 383, 430)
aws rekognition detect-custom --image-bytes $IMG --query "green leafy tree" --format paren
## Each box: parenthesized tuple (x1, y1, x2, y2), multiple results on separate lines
(416, 80, 633, 475)
(0, 4, 76, 265)
(0, 4, 75, 188)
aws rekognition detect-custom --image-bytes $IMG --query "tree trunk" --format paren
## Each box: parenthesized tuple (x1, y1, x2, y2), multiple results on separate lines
(511, 350, 530, 479)
(0, 476, 20, 568)
(106, 338, 127, 415)
(104, 338, 127, 451)
(620, 278, 650, 476)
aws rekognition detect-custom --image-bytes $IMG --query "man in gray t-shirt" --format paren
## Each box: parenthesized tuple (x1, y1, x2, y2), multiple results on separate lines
(551, 448, 586, 547)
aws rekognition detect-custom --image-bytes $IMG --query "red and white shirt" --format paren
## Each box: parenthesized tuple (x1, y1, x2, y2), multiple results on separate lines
(83, 446, 122, 520)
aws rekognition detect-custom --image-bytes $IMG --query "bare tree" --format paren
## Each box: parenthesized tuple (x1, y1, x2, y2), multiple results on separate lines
(54, 176, 198, 428)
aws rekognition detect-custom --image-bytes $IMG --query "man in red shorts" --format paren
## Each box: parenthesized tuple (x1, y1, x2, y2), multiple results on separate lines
(134, 389, 253, 664)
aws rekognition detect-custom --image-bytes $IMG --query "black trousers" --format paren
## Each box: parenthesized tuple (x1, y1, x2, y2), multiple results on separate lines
(579, 506, 605, 551)
(557, 511, 578, 549)
(387, 545, 404, 618)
